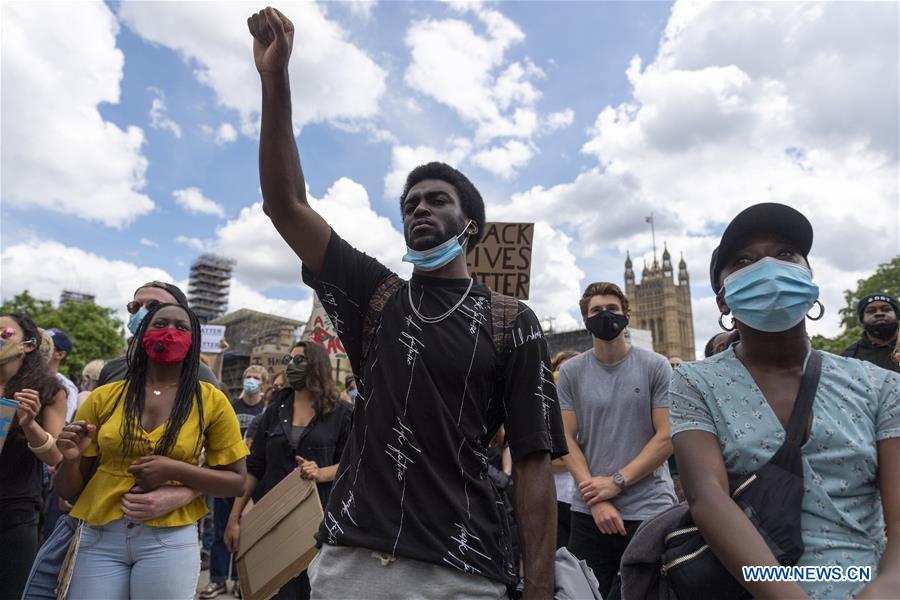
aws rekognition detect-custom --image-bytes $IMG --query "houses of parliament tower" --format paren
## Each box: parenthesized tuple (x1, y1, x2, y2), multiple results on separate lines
(625, 245, 696, 359)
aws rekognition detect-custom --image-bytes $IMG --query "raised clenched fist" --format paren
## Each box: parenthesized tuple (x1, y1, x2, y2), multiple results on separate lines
(248, 7, 294, 74)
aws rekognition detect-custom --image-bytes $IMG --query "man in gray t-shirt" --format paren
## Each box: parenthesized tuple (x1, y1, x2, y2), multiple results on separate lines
(560, 282, 676, 598)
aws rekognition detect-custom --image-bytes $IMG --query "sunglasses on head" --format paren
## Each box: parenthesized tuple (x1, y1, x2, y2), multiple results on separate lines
(281, 354, 308, 365)
(126, 299, 162, 315)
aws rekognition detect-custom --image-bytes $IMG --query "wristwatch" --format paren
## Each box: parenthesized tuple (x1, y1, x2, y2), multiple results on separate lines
(612, 472, 627, 490)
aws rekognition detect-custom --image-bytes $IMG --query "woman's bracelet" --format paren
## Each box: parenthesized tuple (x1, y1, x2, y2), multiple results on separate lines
(27, 432, 56, 454)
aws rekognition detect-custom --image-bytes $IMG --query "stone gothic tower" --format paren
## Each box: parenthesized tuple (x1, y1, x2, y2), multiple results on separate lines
(624, 244, 696, 359)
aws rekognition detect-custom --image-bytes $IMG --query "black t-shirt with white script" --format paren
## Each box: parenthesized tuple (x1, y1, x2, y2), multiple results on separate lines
(232, 397, 265, 438)
(301, 230, 567, 585)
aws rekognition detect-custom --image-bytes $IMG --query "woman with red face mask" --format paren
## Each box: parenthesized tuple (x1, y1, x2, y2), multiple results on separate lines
(53, 303, 248, 600)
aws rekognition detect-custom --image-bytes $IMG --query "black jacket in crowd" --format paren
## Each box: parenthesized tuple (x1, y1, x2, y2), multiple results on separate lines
(246, 387, 353, 508)
(842, 335, 900, 373)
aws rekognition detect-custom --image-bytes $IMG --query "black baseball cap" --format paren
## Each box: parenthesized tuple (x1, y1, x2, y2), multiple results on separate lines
(48, 328, 73, 354)
(137, 281, 189, 308)
(709, 203, 813, 293)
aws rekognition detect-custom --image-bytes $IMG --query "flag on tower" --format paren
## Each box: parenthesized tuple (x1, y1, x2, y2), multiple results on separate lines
(645, 215, 653, 224)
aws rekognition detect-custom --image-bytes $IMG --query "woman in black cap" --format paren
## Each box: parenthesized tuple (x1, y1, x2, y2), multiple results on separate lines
(669, 203, 899, 599)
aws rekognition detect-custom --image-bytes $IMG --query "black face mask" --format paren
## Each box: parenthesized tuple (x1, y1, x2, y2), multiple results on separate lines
(586, 311, 629, 341)
(286, 362, 308, 391)
(865, 321, 899, 341)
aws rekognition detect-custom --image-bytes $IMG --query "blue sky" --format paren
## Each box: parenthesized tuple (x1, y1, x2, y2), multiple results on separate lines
(2, 1, 898, 358)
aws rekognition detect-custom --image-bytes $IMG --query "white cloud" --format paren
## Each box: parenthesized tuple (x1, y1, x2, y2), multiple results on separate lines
(495, 0, 897, 347)
(139, 238, 159, 248)
(345, 1, 378, 21)
(118, 1, 387, 136)
(404, 7, 533, 144)
(173, 187, 226, 218)
(520, 223, 585, 331)
(215, 123, 238, 145)
(384, 138, 473, 199)
(1, 239, 173, 326)
(1, 2, 153, 228)
(215, 177, 411, 291)
(544, 108, 575, 133)
(175, 235, 213, 253)
(401, 4, 570, 178)
(148, 87, 182, 138)
(471, 140, 536, 179)
(1, 238, 314, 327)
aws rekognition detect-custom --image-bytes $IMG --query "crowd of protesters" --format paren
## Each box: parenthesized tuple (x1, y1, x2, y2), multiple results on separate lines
(1, 5, 898, 600)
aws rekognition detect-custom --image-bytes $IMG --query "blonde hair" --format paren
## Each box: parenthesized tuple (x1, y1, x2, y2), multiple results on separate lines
(243, 364, 269, 383)
(37, 328, 54, 363)
(82, 359, 106, 381)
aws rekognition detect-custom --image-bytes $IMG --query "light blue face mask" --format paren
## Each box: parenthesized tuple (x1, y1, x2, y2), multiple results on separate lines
(723, 256, 819, 332)
(243, 378, 261, 394)
(402, 220, 472, 272)
(128, 306, 148, 336)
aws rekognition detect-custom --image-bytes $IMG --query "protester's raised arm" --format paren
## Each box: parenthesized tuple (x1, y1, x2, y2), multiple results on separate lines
(249, 7, 331, 274)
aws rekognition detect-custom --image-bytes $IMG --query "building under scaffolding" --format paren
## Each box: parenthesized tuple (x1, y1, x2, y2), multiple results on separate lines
(209, 308, 304, 399)
(188, 254, 235, 323)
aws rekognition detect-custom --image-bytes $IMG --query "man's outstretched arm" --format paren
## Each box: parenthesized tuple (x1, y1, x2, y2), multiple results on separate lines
(248, 6, 330, 274)
(515, 450, 556, 600)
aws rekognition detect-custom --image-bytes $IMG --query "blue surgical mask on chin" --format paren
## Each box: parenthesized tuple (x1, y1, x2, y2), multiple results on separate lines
(723, 256, 819, 332)
(127, 306, 149, 336)
(402, 220, 472, 272)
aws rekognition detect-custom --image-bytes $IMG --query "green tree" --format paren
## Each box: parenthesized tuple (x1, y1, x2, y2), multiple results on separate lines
(0, 291, 125, 383)
(811, 257, 900, 354)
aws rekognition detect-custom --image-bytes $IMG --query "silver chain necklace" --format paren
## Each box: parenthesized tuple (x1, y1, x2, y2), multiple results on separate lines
(407, 278, 474, 324)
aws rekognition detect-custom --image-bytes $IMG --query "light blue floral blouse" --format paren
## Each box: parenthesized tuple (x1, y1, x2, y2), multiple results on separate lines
(669, 347, 900, 599)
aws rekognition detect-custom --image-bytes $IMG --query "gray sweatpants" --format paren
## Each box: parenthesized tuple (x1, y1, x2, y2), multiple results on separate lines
(309, 544, 509, 599)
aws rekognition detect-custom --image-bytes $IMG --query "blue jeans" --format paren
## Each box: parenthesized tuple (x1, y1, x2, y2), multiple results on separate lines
(210, 497, 238, 583)
(201, 496, 215, 553)
(68, 519, 200, 600)
(22, 514, 77, 600)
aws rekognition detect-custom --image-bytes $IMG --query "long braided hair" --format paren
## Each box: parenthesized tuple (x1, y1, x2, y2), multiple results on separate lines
(115, 302, 204, 458)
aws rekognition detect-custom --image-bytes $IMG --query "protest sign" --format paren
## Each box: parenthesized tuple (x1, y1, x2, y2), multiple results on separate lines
(200, 325, 226, 353)
(0, 398, 17, 455)
(237, 475, 322, 600)
(466, 222, 534, 299)
(302, 295, 352, 385)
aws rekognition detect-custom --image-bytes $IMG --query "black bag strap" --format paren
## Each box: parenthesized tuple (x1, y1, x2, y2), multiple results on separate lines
(784, 349, 822, 446)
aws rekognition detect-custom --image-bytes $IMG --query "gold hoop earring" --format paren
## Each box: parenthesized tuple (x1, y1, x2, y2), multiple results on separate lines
(718, 313, 735, 331)
(807, 300, 825, 321)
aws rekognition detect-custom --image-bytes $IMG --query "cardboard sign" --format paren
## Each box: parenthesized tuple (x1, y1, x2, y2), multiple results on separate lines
(301, 295, 352, 384)
(237, 474, 323, 600)
(0, 398, 17, 455)
(200, 325, 226, 354)
(466, 222, 534, 299)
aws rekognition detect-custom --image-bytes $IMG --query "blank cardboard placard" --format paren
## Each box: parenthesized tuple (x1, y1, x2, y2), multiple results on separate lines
(237, 474, 323, 600)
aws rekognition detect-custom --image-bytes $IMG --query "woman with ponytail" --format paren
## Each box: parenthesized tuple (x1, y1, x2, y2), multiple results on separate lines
(0, 313, 66, 597)
(53, 302, 248, 600)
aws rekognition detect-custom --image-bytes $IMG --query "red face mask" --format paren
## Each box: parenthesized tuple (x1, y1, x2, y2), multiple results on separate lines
(142, 328, 193, 365)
